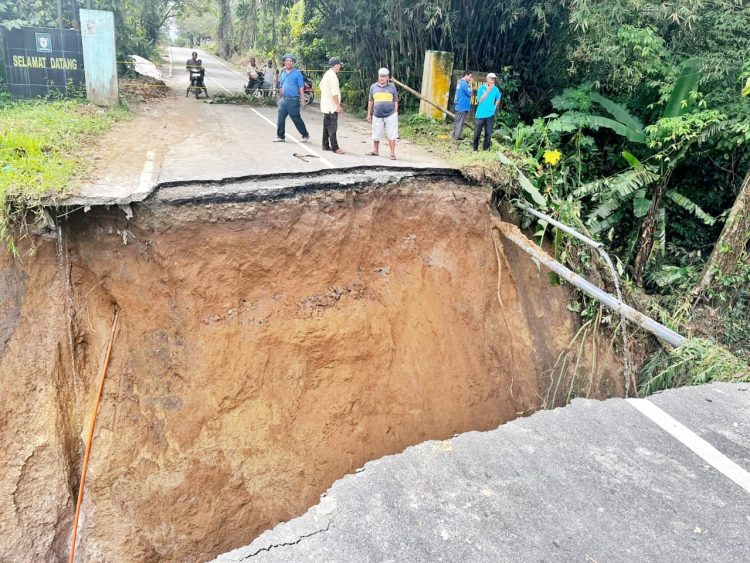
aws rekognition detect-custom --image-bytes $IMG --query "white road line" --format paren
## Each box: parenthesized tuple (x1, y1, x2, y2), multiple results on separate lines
(249, 108, 334, 169)
(627, 398, 750, 495)
(209, 76, 232, 94)
(190, 50, 334, 169)
(197, 50, 248, 82)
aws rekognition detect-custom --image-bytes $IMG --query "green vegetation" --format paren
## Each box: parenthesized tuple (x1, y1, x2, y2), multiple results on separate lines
(639, 338, 749, 396)
(0, 100, 125, 251)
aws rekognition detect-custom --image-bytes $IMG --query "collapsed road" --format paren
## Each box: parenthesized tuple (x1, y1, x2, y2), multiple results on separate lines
(1, 162, 623, 561)
(215, 382, 750, 563)
(2, 48, 705, 563)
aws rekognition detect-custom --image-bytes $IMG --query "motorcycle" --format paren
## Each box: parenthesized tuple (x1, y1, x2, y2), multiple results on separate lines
(186, 68, 208, 99)
(301, 71, 314, 105)
(244, 74, 276, 99)
(262, 71, 315, 105)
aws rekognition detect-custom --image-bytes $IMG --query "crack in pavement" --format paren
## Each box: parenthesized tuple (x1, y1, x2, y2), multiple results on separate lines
(240, 521, 332, 560)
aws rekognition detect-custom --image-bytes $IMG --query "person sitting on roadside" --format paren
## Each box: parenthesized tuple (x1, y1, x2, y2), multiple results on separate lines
(263, 59, 278, 90)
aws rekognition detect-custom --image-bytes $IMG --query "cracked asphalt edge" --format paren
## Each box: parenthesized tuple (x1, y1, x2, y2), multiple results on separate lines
(212, 494, 340, 562)
(239, 522, 332, 560)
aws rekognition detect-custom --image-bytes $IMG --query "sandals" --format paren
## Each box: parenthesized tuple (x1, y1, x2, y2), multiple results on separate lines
(390, 155, 397, 160)
(365, 152, 379, 156)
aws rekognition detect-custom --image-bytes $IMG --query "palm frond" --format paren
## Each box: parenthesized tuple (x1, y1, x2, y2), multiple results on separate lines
(667, 190, 716, 225)
(589, 209, 626, 234)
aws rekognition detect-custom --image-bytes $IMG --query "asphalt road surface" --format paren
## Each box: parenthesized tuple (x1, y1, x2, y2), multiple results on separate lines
(215, 383, 750, 562)
(163, 46, 447, 182)
(58, 47, 448, 207)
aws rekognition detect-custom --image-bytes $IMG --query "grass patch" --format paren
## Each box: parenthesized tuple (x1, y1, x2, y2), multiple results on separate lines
(638, 338, 750, 396)
(0, 99, 127, 251)
(399, 113, 514, 185)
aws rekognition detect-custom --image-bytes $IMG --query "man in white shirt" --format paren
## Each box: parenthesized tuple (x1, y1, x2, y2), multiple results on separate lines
(319, 57, 345, 154)
(263, 59, 277, 90)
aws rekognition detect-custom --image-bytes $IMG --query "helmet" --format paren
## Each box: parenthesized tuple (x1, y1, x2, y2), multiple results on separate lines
(281, 53, 296, 63)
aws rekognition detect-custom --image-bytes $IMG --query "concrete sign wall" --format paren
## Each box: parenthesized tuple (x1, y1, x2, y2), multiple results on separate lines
(80, 9, 119, 106)
(419, 50, 454, 120)
(1, 27, 84, 99)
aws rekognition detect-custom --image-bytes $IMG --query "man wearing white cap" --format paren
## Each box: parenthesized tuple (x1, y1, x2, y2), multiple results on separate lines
(319, 57, 345, 154)
(472, 72, 502, 151)
(367, 67, 399, 160)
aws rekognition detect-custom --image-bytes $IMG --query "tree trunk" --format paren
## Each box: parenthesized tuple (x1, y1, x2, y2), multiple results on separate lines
(632, 174, 672, 285)
(692, 168, 750, 301)
(217, 0, 232, 59)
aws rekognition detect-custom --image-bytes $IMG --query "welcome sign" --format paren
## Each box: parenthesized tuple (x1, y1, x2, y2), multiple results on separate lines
(2, 27, 85, 99)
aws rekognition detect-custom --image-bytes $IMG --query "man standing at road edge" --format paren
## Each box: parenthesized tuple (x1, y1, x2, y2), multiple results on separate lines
(320, 57, 345, 154)
(367, 68, 399, 160)
(453, 71, 473, 141)
(472, 72, 501, 151)
(273, 54, 310, 143)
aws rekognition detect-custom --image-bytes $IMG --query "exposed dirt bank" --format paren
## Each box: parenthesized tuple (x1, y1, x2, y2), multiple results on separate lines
(0, 179, 618, 561)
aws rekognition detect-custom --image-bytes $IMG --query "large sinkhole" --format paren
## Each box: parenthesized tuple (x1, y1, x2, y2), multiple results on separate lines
(0, 178, 620, 561)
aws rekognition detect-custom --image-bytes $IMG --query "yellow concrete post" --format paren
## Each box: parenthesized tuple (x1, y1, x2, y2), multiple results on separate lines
(419, 50, 454, 120)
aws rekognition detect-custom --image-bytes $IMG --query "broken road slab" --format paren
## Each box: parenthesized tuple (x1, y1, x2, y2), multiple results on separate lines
(214, 383, 750, 562)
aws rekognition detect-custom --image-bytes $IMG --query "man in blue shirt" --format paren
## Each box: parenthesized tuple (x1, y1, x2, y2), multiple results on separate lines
(453, 71, 473, 141)
(472, 72, 501, 151)
(273, 54, 310, 143)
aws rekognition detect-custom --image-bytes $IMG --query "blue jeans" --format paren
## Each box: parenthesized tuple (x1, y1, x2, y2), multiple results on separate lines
(276, 97, 309, 139)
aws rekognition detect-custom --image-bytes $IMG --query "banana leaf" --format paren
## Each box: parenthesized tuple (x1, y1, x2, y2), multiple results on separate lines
(590, 92, 645, 135)
(662, 58, 702, 118)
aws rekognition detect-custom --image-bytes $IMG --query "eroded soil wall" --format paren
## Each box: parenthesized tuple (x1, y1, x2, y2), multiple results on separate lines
(0, 181, 617, 561)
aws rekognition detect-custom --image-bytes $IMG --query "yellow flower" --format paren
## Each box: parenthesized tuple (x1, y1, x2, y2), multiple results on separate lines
(543, 149, 562, 166)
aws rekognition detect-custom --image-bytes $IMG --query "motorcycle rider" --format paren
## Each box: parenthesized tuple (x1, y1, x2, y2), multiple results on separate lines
(246, 56, 261, 90)
(186, 51, 207, 92)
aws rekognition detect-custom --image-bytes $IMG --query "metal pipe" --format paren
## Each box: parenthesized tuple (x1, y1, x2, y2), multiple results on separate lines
(494, 219, 687, 348)
(519, 205, 633, 393)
